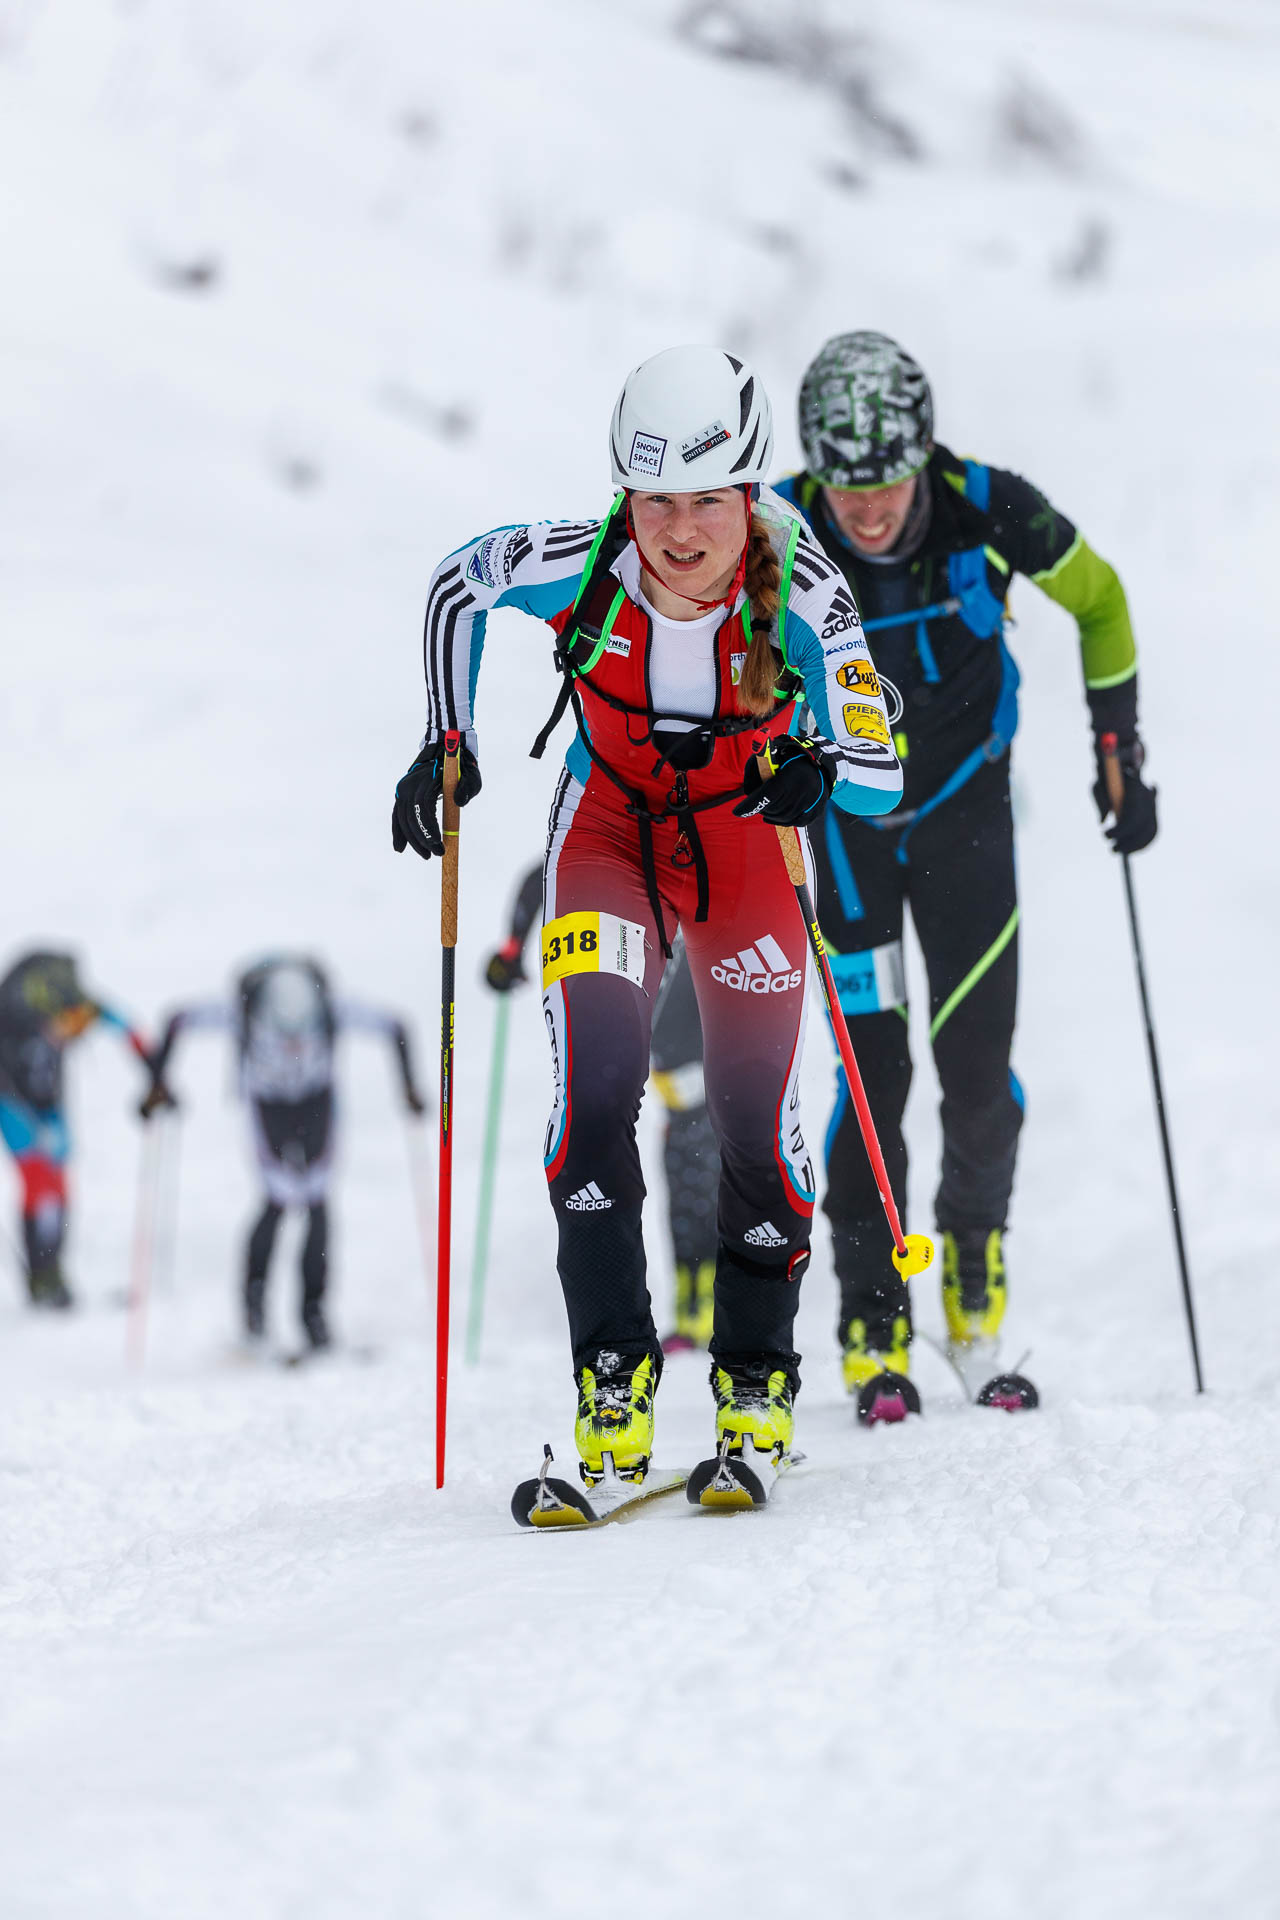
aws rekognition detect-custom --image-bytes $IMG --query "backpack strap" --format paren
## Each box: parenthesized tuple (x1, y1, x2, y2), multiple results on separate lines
(530, 495, 630, 761)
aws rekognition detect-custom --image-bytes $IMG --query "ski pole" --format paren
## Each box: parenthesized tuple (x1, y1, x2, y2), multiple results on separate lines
(755, 745, 933, 1283)
(153, 1111, 182, 1297)
(1101, 735, 1204, 1392)
(435, 731, 463, 1487)
(466, 994, 510, 1366)
(126, 1115, 166, 1368)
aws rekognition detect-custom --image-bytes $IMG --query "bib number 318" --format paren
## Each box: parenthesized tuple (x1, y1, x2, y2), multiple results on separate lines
(541, 911, 648, 991)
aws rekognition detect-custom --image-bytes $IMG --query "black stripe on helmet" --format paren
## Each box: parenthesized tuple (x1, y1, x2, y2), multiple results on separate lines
(729, 418, 760, 474)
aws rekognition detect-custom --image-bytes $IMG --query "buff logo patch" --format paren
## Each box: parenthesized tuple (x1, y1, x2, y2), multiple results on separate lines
(842, 700, 891, 745)
(680, 418, 730, 464)
(629, 431, 666, 480)
(837, 657, 882, 698)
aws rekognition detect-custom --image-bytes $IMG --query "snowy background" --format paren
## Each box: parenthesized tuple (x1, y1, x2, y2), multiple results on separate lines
(3, 0, 1280, 1912)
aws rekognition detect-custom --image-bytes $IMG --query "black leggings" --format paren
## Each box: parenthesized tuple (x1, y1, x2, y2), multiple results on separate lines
(813, 755, 1023, 1327)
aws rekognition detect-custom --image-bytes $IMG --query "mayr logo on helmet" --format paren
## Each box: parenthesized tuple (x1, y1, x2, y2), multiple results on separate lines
(712, 934, 802, 994)
(629, 431, 666, 479)
(680, 419, 730, 464)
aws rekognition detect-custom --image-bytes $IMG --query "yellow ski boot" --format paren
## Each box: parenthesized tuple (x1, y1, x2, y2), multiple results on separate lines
(841, 1311, 912, 1395)
(574, 1352, 657, 1487)
(942, 1228, 1007, 1349)
(711, 1362, 794, 1464)
(662, 1257, 715, 1353)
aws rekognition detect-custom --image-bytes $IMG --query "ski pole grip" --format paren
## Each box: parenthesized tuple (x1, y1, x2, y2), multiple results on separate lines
(1100, 731, 1125, 816)
(754, 743, 807, 886)
(441, 731, 462, 949)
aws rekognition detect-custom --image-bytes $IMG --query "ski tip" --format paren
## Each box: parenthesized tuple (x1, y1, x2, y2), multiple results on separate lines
(511, 1474, 597, 1529)
(856, 1369, 922, 1427)
(976, 1371, 1039, 1412)
(686, 1453, 769, 1510)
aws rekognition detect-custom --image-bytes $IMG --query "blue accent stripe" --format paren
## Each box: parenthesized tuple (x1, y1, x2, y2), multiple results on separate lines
(824, 1074, 849, 1171)
(823, 808, 863, 921)
(963, 459, 991, 511)
(1009, 1068, 1025, 1112)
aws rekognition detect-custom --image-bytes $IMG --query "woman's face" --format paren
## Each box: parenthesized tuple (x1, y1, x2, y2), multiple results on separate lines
(822, 474, 917, 555)
(630, 488, 748, 607)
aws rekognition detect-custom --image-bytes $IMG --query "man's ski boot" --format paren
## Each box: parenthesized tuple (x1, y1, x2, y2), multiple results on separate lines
(27, 1264, 74, 1311)
(302, 1302, 331, 1352)
(574, 1352, 657, 1488)
(942, 1228, 1037, 1410)
(687, 1360, 795, 1508)
(661, 1257, 715, 1354)
(842, 1310, 921, 1425)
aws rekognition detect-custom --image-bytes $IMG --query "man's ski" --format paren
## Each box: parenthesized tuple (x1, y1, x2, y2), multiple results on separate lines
(921, 1332, 1039, 1410)
(512, 1446, 689, 1530)
(686, 1437, 802, 1511)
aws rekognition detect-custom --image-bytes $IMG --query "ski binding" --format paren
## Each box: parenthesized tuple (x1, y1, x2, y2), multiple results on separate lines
(511, 1446, 688, 1530)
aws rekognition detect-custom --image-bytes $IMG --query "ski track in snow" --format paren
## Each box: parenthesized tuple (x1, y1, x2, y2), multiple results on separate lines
(3, 0, 1280, 1913)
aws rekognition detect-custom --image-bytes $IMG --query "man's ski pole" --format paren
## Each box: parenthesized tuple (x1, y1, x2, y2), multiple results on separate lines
(1101, 735, 1204, 1392)
(466, 994, 509, 1366)
(756, 746, 932, 1283)
(126, 1114, 167, 1367)
(435, 732, 463, 1486)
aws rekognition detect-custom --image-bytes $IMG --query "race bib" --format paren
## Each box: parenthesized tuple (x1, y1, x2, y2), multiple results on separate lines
(541, 911, 648, 990)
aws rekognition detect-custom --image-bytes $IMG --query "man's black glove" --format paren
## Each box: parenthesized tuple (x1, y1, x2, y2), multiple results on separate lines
(405, 1087, 427, 1118)
(139, 1082, 178, 1121)
(734, 734, 837, 827)
(484, 938, 527, 994)
(391, 739, 482, 860)
(1093, 733, 1158, 856)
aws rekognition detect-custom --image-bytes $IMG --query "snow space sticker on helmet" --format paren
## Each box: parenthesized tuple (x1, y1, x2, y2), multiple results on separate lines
(629, 432, 667, 480)
(799, 331, 933, 490)
(680, 419, 730, 465)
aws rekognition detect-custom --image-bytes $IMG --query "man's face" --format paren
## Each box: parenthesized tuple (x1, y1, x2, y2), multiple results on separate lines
(821, 474, 918, 555)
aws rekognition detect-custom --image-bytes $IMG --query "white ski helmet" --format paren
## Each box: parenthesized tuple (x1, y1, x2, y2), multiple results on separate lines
(261, 961, 324, 1034)
(609, 346, 774, 492)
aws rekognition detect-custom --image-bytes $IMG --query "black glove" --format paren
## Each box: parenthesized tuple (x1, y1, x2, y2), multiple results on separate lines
(1093, 733, 1158, 856)
(139, 1082, 178, 1121)
(392, 739, 482, 860)
(733, 734, 837, 826)
(405, 1087, 427, 1118)
(484, 938, 527, 994)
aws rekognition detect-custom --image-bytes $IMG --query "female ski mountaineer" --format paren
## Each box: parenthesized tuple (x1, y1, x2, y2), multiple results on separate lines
(393, 346, 902, 1486)
(772, 331, 1157, 1408)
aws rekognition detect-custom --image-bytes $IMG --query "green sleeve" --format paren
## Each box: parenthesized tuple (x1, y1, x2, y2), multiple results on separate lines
(1032, 534, 1136, 693)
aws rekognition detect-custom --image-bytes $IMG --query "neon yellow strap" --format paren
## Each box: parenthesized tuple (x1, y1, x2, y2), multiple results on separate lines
(576, 585, 628, 676)
(930, 908, 1020, 1043)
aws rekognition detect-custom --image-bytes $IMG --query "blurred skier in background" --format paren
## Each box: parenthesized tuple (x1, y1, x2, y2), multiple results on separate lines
(485, 862, 721, 1351)
(393, 345, 901, 1491)
(142, 956, 425, 1353)
(0, 949, 155, 1310)
(773, 331, 1157, 1407)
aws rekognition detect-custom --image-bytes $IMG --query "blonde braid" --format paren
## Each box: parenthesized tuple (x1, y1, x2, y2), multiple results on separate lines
(736, 514, 783, 716)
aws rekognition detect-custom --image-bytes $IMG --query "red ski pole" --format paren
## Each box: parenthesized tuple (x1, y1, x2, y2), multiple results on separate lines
(435, 733, 462, 1487)
(756, 746, 933, 1283)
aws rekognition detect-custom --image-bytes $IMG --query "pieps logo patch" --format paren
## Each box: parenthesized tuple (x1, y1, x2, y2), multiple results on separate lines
(629, 431, 666, 480)
(680, 419, 730, 465)
(842, 700, 891, 745)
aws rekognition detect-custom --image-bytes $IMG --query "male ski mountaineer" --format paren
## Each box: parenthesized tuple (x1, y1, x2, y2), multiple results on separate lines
(143, 956, 425, 1352)
(773, 331, 1157, 1412)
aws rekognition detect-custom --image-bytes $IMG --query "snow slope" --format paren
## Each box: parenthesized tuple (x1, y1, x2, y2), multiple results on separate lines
(2, 1, 1280, 1912)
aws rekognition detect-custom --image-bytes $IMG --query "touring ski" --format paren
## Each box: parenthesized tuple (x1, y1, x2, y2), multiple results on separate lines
(922, 1332, 1039, 1411)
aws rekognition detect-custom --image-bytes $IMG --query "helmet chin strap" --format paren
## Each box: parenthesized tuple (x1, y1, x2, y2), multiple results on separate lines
(627, 484, 756, 614)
